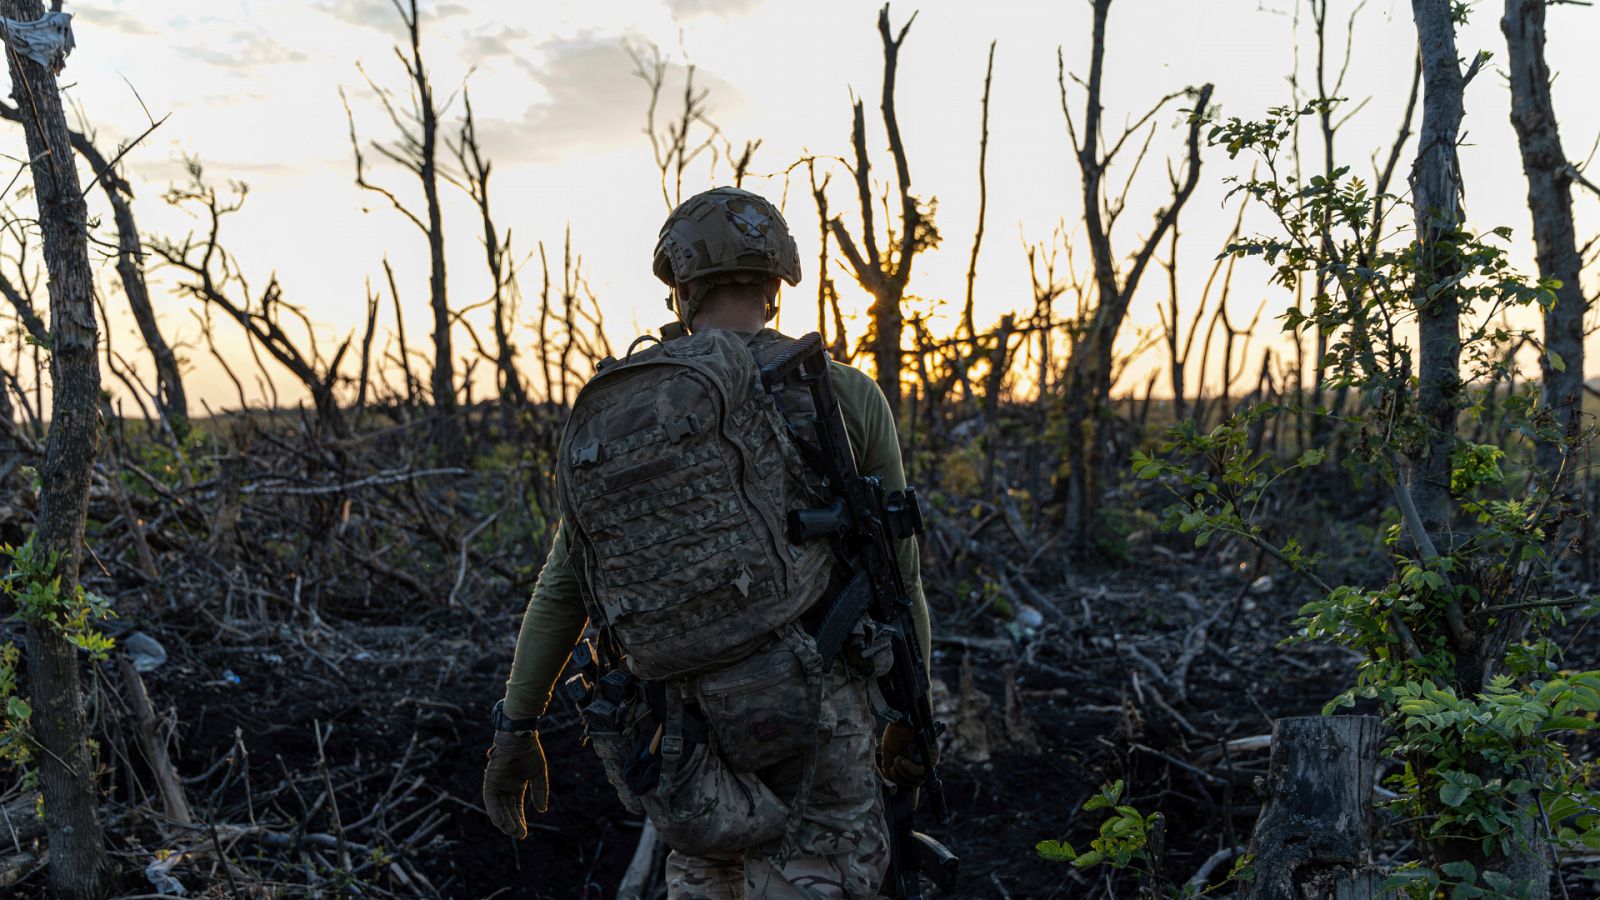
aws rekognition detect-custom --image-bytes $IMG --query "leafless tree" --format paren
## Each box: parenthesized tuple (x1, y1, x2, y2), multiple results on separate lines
(628, 40, 720, 212)
(1298, 1, 1362, 432)
(1056, 0, 1214, 553)
(343, 0, 457, 458)
(452, 90, 528, 416)
(0, 101, 186, 434)
(807, 159, 850, 360)
(380, 255, 421, 411)
(0, 213, 48, 437)
(830, 3, 940, 416)
(0, 0, 111, 892)
(149, 164, 352, 438)
(1503, 0, 1587, 491)
(1157, 190, 1245, 424)
(962, 40, 996, 342)
(354, 279, 380, 417)
(535, 229, 611, 406)
(720, 135, 761, 188)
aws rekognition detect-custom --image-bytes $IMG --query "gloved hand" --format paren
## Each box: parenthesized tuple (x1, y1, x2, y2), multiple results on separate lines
(878, 722, 938, 788)
(483, 730, 549, 838)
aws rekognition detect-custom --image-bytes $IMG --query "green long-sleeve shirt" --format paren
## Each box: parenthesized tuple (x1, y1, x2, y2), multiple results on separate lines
(501, 341, 930, 721)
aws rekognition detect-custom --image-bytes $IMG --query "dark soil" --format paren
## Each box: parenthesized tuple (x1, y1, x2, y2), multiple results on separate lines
(104, 541, 1362, 900)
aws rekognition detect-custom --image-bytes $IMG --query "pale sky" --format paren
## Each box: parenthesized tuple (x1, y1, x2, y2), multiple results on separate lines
(14, 0, 1600, 412)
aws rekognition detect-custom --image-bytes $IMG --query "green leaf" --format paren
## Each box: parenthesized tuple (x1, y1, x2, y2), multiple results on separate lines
(5, 696, 30, 720)
(1440, 782, 1471, 808)
(1481, 871, 1513, 891)
(1540, 716, 1595, 732)
(1035, 840, 1077, 862)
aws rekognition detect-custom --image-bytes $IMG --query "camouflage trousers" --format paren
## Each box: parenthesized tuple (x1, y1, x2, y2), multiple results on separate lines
(664, 671, 888, 900)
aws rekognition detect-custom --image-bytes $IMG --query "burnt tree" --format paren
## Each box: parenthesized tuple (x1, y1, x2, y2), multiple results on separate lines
(1503, 0, 1586, 490)
(150, 165, 352, 439)
(344, 0, 456, 458)
(1243, 716, 1384, 898)
(1057, 0, 1213, 553)
(0, 102, 186, 432)
(962, 40, 996, 342)
(0, 2, 111, 894)
(1408, 0, 1467, 539)
(452, 91, 528, 416)
(1410, 1, 1549, 893)
(830, 3, 939, 416)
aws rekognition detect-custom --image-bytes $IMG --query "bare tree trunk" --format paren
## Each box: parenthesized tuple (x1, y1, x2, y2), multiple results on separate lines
(1309, 0, 1340, 445)
(382, 256, 419, 411)
(0, 104, 190, 433)
(829, 4, 930, 418)
(1161, 224, 1185, 422)
(1057, 0, 1212, 553)
(982, 314, 1014, 494)
(0, 3, 111, 894)
(355, 283, 379, 418)
(454, 92, 528, 420)
(99, 151, 187, 433)
(116, 656, 192, 828)
(962, 41, 995, 342)
(1503, 0, 1585, 489)
(149, 170, 351, 439)
(345, 0, 456, 456)
(1412, 4, 1549, 893)
(1408, 0, 1467, 539)
(409, 4, 456, 457)
(1243, 716, 1383, 899)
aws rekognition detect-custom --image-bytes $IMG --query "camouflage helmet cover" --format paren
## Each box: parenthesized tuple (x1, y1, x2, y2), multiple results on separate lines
(653, 187, 801, 325)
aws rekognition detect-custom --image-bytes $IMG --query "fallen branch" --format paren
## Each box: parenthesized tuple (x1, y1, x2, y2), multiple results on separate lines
(241, 466, 467, 496)
(616, 819, 662, 900)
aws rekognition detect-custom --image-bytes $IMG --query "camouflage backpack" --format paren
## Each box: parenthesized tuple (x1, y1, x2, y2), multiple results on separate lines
(556, 328, 832, 681)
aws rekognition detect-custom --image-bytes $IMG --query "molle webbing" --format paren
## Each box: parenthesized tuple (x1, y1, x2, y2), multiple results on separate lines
(556, 328, 833, 681)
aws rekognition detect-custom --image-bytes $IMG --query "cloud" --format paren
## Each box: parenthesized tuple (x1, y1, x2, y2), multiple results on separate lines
(663, 0, 764, 19)
(183, 31, 307, 70)
(474, 33, 744, 165)
(312, 0, 467, 34)
(458, 22, 536, 71)
(124, 155, 303, 187)
(72, 3, 155, 36)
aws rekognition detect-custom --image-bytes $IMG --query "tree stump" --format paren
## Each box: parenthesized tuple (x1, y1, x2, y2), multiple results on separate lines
(1242, 716, 1384, 899)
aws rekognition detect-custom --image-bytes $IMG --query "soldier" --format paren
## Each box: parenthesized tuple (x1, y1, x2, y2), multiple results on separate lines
(482, 187, 932, 900)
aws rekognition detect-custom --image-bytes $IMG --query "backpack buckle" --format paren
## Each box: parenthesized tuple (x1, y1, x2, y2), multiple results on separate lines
(571, 442, 605, 468)
(664, 415, 699, 441)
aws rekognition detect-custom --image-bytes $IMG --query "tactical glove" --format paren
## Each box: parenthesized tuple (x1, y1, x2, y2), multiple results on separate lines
(482, 730, 549, 839)
(879, 722, 937, 788)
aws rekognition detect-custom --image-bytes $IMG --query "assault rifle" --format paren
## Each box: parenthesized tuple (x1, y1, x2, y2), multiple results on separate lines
(759, 332, 958, 900)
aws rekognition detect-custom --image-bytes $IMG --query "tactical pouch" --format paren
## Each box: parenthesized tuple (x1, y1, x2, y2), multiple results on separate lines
(638, 701, 790, 857)
(844, 618, 894, 681)
(585, 695, 651, 815)
(692, 626, 820, 773)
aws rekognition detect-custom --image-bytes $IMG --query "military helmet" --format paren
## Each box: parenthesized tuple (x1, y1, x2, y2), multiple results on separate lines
(653, 187, 801, 327)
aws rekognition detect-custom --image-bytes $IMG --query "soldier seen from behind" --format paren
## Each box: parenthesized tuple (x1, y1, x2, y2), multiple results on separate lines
(480, 187, 948, 899)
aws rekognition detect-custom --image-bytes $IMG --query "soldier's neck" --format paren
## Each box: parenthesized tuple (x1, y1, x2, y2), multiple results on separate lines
(690, 306, 766, 334)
